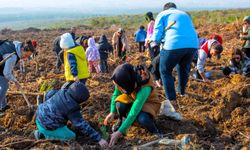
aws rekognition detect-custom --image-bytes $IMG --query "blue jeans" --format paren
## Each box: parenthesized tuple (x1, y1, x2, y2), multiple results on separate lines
(116, 102, 159, 133)
(160, 48, 196, 100)
(0, 76, 9, 110)
(100, 58, 108, 73)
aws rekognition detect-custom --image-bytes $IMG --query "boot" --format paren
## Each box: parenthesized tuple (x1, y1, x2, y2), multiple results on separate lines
(159, 100, 182, 121)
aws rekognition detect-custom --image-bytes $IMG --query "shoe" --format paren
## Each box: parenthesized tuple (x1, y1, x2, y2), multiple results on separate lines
(112, 119, 122, 132)
(0, 105, 10, 112)
(160, 100, 182, 121)
(34, 130, 45, 140)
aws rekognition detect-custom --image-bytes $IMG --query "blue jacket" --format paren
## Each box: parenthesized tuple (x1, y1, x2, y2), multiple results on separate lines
(36, 82, 102, 142)
(151, 8, 198, 50)
(134, 29, 147, 42)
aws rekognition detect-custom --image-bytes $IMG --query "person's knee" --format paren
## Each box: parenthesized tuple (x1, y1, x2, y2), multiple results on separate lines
(137, 113, 150, 126)
(222, 67, 231, 76)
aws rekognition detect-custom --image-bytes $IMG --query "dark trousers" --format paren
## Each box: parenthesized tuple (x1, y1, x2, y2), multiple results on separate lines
(160, 48, 197, 100)
(61, 79, 87, 89)
(118, 49, 126, 61)
(138, 42, 145, 52)
(148, 45, 160, 60)
(55, 51, 64, 70)
(116, 102, 158, 133)
(100, 58, 108, 73)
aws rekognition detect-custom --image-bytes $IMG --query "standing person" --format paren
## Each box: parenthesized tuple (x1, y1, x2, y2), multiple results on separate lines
(151, 2, 198, 119)
(145, 12, 159, 60)
(70, 27, 77, 41)
(134, 25, 147, 53)
(60, 33, 89, 89)
(97, 34, 113, 73)
(112, 28, 129, 61)
(0, 40, 34, 115)
(240, 16, 250, 58)
(52, 36, 64, 73)
(86, 37, 100, 74)
(34, 82, 109, 149)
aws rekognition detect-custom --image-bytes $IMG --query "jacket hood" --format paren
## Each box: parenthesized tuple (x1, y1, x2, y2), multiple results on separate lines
(99, 35, 108, 44)
(88, 37, 96, 48)
(66, 82, 90, 104)
(13, 41, 22, 58)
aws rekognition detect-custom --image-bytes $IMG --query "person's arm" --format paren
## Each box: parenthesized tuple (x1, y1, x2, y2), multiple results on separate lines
(151, 15, 165, 43)
(68, 111, 102, 142)
(118, 86, 152, 134)
(110, 86, 122, 113)
(44, 90, 59, 100)
(3, 54, 18, 82)
(68, 53, 78, 77)
(197, 50, 208, 81)
(240, 31, 250, 40)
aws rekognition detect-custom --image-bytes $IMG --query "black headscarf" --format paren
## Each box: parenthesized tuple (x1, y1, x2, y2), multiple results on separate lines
(111, 64, 138, 94)
(111, 63, 150, 94)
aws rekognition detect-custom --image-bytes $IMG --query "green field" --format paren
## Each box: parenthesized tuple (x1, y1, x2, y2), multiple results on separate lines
(1, 8, 250, 30)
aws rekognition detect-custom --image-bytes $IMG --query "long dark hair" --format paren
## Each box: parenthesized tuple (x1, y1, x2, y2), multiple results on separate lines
(23, 40, 35, 52)
(231, 48, 244, 68)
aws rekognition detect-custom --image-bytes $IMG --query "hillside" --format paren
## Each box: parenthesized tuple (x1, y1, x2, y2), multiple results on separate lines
(0, 9, 249, 149)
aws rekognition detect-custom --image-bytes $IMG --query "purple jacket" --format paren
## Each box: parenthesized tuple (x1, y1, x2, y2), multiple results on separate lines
(86, 38, 100, 61)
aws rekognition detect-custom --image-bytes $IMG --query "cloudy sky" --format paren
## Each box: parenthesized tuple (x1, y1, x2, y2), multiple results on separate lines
(1, 0, 250, 11)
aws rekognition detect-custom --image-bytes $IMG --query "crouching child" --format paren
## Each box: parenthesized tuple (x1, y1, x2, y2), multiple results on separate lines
(34, 82, 108, 149)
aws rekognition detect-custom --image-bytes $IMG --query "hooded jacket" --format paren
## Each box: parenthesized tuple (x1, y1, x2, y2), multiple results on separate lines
(64, 45, 89, 81)
(36, 82, 102, 142)
(97, 35, 113, 60)
(86, 37, 100, 61)
(0, 41, 22, 81)
(241, 27, 250, 48)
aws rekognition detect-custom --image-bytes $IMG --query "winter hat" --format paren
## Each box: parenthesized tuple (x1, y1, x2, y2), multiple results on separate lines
(243, 16, 250, 23)
(60, 33, 75, 49)
(67, 82, 90, 104)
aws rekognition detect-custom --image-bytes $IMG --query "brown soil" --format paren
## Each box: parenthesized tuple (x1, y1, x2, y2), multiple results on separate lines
(0, 22, 249, 149)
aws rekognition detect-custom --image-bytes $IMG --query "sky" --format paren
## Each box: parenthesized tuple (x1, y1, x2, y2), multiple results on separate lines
(1, 0, 250, 12)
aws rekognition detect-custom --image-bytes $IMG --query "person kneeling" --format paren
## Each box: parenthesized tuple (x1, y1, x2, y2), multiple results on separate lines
(104, 63, 166, 147)
(34, 82, 108, 149)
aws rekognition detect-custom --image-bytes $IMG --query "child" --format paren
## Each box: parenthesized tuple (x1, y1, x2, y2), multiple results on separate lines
(240, 16, 250, 58)
(97, 34, 113, 73)
(53, 36, 64, 73)
(194, 39, 223, 82)
(34, 82, 108, 149)
(223, 48, 250, 76)
(0, 40, 34, 115)
(60, 33, 89, 88)
(134, 25, 147, 53)
(104, 63, 181, 147)
(86, 37, 100, 73)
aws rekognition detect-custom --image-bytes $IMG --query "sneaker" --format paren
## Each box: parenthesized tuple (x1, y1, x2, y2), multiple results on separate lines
(0, 105, 10, 113)
(34, 130, 45, 140)
(160, 100, 182, 121)
(112, 119, 122, 132)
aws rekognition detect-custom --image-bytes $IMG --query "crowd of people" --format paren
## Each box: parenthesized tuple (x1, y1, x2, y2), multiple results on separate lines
(0, 2, 250, 149)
